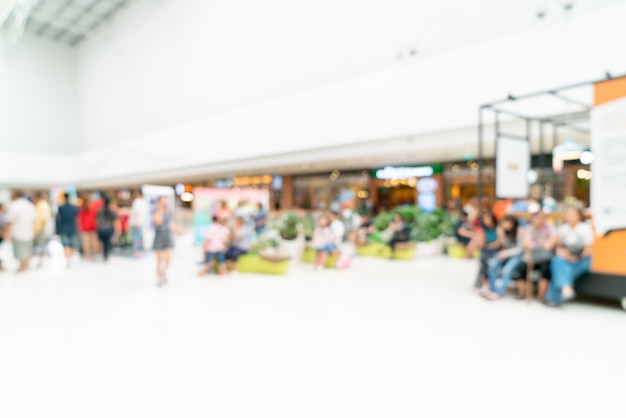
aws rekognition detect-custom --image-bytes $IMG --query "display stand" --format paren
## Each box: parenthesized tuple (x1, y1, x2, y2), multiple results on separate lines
(478, 75, 626, 309)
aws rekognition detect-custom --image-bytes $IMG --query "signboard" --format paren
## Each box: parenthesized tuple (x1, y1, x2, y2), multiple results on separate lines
(371, 164, 442, 180)
(495, 138, 530, 199)
(591, 80, 626, 236)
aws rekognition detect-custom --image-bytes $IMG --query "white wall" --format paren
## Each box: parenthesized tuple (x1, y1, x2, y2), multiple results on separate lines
(0, 33, 78, 154)
(72, 0, 626, 185)
(3, 0, 626, 187)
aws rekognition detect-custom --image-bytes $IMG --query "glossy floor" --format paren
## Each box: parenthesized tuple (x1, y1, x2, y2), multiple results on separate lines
(0, 237, 624, 418)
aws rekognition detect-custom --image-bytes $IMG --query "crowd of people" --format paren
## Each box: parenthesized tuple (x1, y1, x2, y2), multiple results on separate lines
(452, 200, 594, 307)
(197, 201, 268, 278)
(0, 189, 596, 305)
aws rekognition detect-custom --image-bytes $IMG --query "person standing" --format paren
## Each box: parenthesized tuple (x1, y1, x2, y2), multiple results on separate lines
(254, 202, 268, 236)
(153, 196, 176, 286)
(129, 190, 149, 258)
(56, 193, 79, 268)
(0, 204, 7, 271)
(33, 192, 52, 268)
(78, 195, 99, 260)
(4, 191, 37, 272)
(96, 198, 118, 262)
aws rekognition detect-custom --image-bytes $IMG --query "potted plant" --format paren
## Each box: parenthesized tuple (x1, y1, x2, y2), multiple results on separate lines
(411, 207, 447, 257)
(274, 211, 305, 261)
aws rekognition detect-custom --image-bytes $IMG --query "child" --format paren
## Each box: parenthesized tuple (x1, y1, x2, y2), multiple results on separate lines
(198, 216, 230, 276)
(311, 216, 336, 270)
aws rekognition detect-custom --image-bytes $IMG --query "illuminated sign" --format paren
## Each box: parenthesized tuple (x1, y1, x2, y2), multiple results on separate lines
(375, 166, 434, 180)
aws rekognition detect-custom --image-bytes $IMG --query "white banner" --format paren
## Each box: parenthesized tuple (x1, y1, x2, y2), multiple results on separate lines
(496, 137, 530, 199)
(591, 97, 626, 235)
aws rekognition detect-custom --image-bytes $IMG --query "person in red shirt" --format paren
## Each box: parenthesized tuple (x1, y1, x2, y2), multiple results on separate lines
(79, 195, 98, 259)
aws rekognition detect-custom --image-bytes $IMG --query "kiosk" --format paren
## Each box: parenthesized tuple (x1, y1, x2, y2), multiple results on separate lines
(478, 75, 626, 309)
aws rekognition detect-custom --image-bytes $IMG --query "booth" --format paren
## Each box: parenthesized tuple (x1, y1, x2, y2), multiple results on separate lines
(478, 75, 626, 309)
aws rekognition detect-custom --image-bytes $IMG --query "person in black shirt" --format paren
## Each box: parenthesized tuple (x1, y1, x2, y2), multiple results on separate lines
(56, 193, 79, 267)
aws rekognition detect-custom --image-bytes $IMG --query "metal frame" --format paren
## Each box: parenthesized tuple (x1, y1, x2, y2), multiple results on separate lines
(478, 74, 626, 308)
(475, 76, 619, 202)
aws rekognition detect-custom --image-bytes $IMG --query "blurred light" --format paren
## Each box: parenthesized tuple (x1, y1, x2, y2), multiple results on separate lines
(181, 192, 194, 202)
(356, 190, 369, 199)
(375, 166, 433, 180)
(580, 151, 594, 165)
(577, 169, 592, 180)
(527, 170, 538, 184)
(452, 164, 461, 172)
(175, 183, 185, 195)
(470, 162, 479, 171)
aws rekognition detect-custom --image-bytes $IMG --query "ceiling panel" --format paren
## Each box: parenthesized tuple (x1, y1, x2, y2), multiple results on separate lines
(22, 0, 130, 46)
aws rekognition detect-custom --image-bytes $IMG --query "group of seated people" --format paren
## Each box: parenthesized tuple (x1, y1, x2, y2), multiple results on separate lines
(311, 211, 412, 269)
(456, 207, 593, 306)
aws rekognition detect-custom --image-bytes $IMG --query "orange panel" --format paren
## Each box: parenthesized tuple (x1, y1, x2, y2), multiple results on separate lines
(591, 231, 626, 276)
(594, 76, 626, 106)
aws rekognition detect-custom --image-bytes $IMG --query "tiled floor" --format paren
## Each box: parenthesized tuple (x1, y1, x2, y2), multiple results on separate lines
(0, 235, 624, 418)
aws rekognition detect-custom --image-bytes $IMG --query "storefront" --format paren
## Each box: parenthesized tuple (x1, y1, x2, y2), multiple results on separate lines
(293, 171, 370, 212)
(369, 164, 444, 212)
(443, 160, 495, 206)
(213, 174, 285, 210)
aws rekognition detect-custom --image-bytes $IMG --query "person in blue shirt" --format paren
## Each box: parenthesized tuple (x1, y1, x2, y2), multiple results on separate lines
(56, 193, 79, 267)
(254, 202, 268, 236)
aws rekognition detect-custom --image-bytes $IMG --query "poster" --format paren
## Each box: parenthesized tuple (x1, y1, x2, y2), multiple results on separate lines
(591, 94, 626, 236)
(193, 188, 270, 244)
(495, 138, 530, 199)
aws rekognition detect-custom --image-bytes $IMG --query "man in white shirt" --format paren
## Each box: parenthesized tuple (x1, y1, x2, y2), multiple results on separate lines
(4, 191, 37, 272)
(129, 190, 149, 257)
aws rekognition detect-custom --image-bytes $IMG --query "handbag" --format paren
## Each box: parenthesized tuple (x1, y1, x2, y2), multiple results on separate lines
(526, 248, 554, 264)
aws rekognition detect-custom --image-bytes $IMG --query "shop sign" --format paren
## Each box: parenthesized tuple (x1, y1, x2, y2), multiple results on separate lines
(374, 165, 435, 180)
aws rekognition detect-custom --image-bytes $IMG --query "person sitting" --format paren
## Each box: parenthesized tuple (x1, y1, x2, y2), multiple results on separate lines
(198, 216, 230, 277)
(329, 211, 345, 263)
(356, 214, 376, 246)
(387, 214, 411, 257)
(225, 217, 253, 273)
(311, 216, 336, 270)
(545, 207, 594, 306)
(454, 211, 478, 258)
(514, 211, 558, 301)
(475, 211, 501, 289)
(483, 215, 523, 300)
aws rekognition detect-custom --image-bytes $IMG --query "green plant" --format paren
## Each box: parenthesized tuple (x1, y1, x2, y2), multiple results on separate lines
(372, 211, 395, 231)
(277, 211, 301, 240)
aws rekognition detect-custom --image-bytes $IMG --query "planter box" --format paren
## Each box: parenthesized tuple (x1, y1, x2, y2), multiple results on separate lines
(447, 243, 480, 259)
(357, 243, 415, 260)
(281, 235, 305, 261)
(415, 238, 444, 257)
(238, 254, 290, 275)
(301, 248, 337, 268)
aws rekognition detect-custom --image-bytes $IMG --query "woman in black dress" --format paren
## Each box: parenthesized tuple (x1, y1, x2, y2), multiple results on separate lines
(153, 196, 175, 286)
